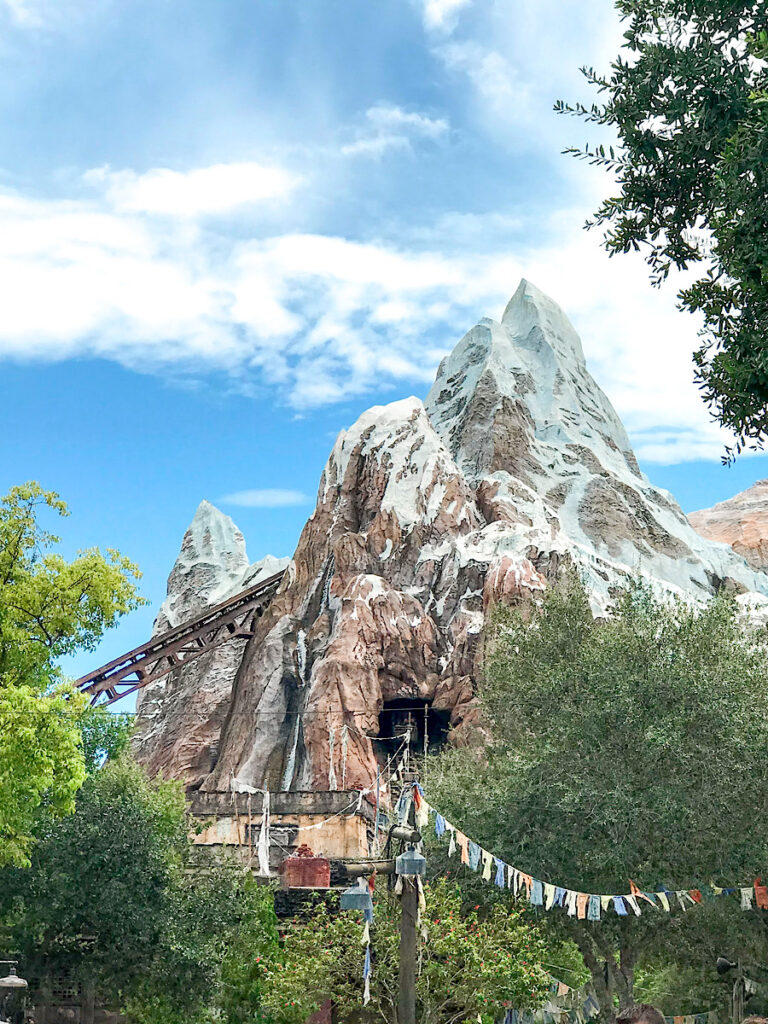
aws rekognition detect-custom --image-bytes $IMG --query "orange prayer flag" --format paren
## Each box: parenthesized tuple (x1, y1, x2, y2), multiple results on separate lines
(630, 880, 656, 904)
(457, 832, 470, 866)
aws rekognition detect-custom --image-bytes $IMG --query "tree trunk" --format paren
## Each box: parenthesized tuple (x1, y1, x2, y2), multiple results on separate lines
(82, 977, 96, 1024)
(574, 931, 614, 1022)
(616, 927, 636, 1010)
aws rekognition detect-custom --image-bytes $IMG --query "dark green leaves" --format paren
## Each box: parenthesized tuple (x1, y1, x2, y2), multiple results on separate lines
(429, 575, 768, 1011)
(558, 0, 768, 456)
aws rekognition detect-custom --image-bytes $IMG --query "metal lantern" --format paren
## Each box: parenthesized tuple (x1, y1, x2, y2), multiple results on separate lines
(340, 879, 374, 914)
(0, 965, 26, 991)
(395, 846, 427, 877)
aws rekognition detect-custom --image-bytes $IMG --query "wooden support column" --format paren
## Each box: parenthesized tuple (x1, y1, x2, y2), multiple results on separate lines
(398, 877, 418, 1024)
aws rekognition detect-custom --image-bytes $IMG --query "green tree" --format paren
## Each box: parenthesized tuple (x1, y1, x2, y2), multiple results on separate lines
(428, 576, 768, 1019)
(0, 757, 188, 992)
(0, 481, 143, 864)
(556, 2, 768, 457)
(125, 868, 279, 1024)
(78, 705, 133, 775)
(262, 878, 554, 1024)
(215, 879, 281, 1024)
(0, 755, 279, 1024)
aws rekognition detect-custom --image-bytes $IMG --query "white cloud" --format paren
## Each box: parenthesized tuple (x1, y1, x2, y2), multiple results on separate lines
(0, 191, 232, 362)
(0, 167, 743, 464)
(85, 162, 303, 217)
(341, 135, 412, 159)
(218, 489, 309, 508)
(365, 105, 448, 139)
(341, 104, 448, 159)
(420, 0, 473, 33)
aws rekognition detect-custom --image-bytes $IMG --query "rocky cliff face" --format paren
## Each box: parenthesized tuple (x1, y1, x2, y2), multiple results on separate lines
(133, 280, 768, 794)
(131, 500, 289, 788)
(689, 480, 768, 574)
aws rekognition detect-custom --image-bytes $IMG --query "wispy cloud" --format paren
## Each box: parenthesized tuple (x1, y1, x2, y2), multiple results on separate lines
(218, 489, 309, 508)
(435, 41, 523, 113)
(1, 0, 38, 23)
(341, 104, 448, 159)
(423, 0, 622, 141)
(0, 0, 109, 29)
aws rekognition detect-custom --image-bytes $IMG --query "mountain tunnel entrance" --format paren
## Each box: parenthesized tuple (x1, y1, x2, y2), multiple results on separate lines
(374, 698, 450, 763)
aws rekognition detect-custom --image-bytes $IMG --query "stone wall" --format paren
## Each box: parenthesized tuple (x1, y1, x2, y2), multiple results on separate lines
(189, 788, 378, 870)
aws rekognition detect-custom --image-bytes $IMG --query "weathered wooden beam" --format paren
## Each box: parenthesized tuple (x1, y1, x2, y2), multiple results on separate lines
(343, 860, 396, 876)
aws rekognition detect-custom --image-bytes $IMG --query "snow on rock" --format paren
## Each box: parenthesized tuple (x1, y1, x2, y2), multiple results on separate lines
(205, 332, 564, 794)
(137, 280, 768, 796)
(425, 279, 768, 611)
(151, 500, 250, 635)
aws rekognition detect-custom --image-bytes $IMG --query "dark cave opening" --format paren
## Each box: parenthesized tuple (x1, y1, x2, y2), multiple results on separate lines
(374, 698, 451, 763)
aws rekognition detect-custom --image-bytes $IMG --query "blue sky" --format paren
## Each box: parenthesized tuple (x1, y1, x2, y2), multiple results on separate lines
(2, 0, 768, 684)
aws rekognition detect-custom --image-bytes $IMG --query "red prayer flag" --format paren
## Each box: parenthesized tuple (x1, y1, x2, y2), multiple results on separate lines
(754, 878, 768, 909)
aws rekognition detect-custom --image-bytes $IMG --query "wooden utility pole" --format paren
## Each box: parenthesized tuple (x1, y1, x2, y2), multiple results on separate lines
(398, 876, 418, 1024)
(344, 822, 422, 1024)
(732, 963, 745, 1024)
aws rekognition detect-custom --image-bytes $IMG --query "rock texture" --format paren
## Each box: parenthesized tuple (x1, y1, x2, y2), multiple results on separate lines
(132, 500, 289, 789)
(134, 280, 768, 794)
(689, 480, 768, 574)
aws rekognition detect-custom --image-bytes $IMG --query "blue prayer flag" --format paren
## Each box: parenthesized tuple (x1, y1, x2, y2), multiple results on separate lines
(494, 857, 506, 888)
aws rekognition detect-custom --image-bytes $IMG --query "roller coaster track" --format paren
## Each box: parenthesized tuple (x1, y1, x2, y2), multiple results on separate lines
(76, 570, 285, 708)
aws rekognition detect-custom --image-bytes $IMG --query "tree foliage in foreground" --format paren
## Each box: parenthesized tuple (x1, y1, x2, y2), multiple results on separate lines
(0, 482, 143, 865)
(557, 2, 768, 456)
(262, 879, 554, 1024)
(0, 748, 558, 1024)
(0, 755, 279, 1024)
(428, 576, 768, 1018)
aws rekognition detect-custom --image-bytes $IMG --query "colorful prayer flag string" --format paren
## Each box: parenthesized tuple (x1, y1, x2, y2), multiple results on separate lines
(401, 785, 766, 921)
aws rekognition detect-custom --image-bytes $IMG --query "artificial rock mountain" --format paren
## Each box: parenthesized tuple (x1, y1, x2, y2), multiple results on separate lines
(689, 480, 768, 575)
(132, 280, 768, 794)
